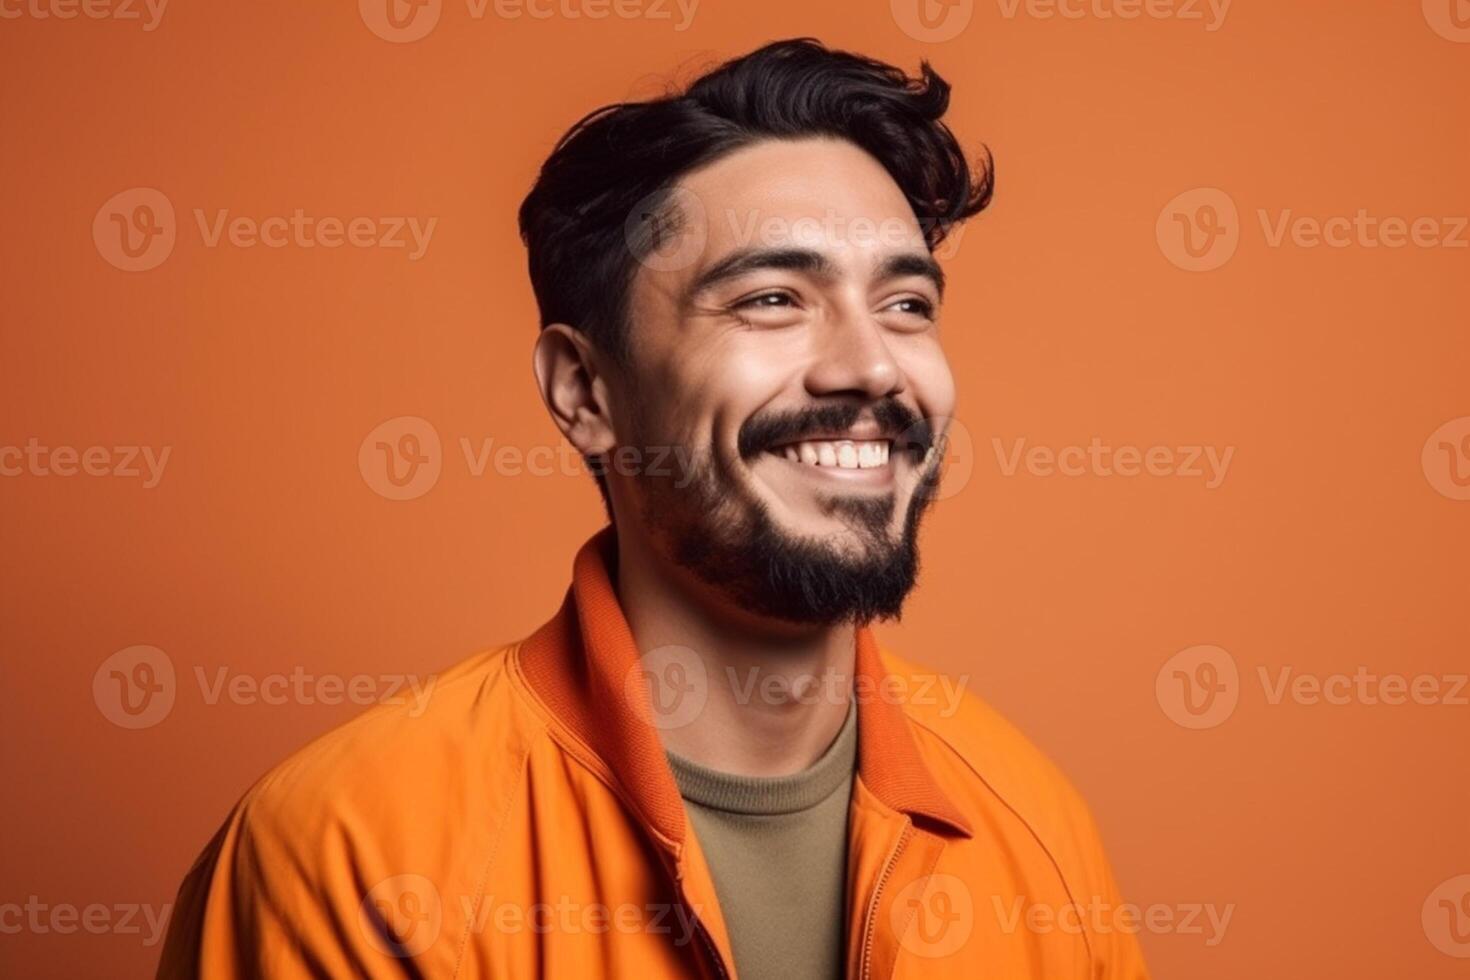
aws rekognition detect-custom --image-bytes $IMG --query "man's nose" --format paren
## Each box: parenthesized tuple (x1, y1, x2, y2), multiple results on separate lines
(802, 308, 907, 400)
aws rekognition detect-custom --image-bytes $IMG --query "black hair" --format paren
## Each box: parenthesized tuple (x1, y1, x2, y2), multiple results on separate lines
(517, 37, 993, 510)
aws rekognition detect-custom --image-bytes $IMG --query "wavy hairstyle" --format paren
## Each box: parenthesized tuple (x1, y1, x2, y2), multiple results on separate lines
(518, 37, 993, 362)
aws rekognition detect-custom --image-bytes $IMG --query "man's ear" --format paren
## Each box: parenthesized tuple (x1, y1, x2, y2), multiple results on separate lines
(531, 324, 618, 457)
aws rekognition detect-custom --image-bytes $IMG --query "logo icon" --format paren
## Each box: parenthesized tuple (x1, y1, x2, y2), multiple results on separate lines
(1157, 187, 1240, 272)
(93, 188, 176, 272)
(360, 874, 443, 958)
(1423, 874, 1470, 957)
(359, 0, 441, 42)
(890, 874, 973, 958)
(1422, 417, 1470, 501)
(1423, 0, 1470, 42)
(624, 186, 708, 274)
(93, 645, 176, 729)
(1156, 644, 1239, 729)
(359, 416, 442, 501)
(623, 645, 708, 730)
(891, 0, 974, 42)
(908, 414, 974, 504)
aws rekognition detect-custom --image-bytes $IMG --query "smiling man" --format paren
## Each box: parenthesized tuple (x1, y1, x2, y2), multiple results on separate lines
(159, 39, 1148, 980)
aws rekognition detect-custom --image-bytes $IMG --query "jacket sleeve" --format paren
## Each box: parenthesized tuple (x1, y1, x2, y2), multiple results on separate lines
(154, 789, 426, 979)
(1077, 805, 1151, 980)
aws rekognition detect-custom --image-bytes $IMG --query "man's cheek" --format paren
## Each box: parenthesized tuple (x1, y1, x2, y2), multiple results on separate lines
(645, 421, 709, 486)
(671, 445, 702, 489)
(906, 350, 957, 422)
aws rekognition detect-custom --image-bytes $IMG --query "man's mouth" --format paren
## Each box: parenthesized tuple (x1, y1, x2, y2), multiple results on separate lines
(765, 438, 892, 470)
(739, 404, 935, 484)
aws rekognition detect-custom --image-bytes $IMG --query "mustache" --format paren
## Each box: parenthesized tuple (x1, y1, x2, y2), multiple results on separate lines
(737, 400, 935, 459)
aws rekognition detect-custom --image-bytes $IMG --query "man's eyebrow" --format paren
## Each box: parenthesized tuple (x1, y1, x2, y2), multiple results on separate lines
(680, 246, 947, 306)
(877, 252, 946, 299)
(685, 247, 838, 301)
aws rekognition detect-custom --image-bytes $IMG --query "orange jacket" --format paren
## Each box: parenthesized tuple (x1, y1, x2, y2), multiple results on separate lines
(158, 529, 1149, 979)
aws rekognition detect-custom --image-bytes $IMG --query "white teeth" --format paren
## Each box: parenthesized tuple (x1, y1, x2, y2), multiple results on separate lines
(771, 439, 892, 470)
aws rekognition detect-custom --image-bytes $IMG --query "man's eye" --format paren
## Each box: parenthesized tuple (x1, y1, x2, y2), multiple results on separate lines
(887, 297, 936, 319)
(734, 291, 797, 310)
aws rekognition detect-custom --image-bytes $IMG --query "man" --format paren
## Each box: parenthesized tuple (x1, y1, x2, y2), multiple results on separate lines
(158, 39, 1149, 979)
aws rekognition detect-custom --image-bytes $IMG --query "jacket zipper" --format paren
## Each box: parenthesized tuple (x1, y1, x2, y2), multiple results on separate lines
(689, 911, 730, 980)
(859, 821, 914, 980)
(660, 849, 731, 980)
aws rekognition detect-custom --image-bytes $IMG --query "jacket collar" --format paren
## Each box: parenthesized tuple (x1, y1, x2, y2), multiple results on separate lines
(517, 527, 973, 848)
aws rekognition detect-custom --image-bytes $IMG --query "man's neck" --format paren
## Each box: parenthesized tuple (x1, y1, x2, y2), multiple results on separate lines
(614, 527, 856, 778)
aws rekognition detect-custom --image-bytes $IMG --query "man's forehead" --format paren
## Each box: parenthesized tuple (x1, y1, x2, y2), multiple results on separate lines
(674, 137, 928, 256)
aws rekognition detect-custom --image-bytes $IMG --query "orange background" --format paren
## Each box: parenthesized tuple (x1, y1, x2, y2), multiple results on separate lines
(3, 1, 1468, 977)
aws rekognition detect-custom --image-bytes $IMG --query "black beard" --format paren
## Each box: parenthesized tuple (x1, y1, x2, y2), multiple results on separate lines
(630, 411, 943, 626)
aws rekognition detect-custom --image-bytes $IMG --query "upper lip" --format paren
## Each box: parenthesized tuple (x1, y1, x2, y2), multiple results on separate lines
(766, 423, 901, 450)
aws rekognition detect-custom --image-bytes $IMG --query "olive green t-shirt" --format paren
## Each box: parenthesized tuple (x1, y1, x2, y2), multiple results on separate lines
(665, 703, 858, 980)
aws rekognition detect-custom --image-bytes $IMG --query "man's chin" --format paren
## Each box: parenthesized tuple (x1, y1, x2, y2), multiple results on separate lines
(758, 511, 906, 564)
(746, 463, 914, 537)
(640, 444, 933, 626)
(679, 502, 922, 627)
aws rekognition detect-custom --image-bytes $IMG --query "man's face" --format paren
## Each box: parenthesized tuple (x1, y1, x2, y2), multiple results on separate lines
(610, 137, 957, 626)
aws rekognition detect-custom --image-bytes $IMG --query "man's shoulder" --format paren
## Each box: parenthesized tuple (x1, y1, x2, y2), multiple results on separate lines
(161, 644, 553, 974)
(878, 649, 1147, 974)
(878, 649, 1116, 876)
(880, 649, 1076, 792)
(235, 642, 545, 848)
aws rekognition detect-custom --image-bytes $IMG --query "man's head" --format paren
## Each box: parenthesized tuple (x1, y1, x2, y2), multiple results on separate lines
(520, 38, 991, 628)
